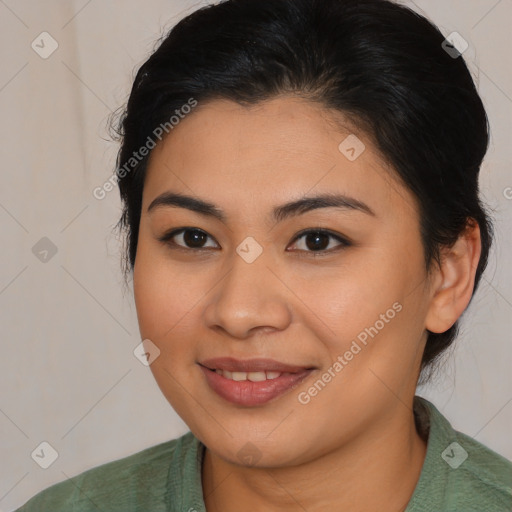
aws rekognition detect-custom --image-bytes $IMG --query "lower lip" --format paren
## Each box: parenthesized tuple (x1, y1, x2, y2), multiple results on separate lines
(199, 366, 313, 407)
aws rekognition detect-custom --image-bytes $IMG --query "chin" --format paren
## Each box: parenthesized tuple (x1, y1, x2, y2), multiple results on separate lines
(199, 426, 316, 468)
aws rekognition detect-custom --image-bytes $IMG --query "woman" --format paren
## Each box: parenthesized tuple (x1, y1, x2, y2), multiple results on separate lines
(15, 0, 512, 510)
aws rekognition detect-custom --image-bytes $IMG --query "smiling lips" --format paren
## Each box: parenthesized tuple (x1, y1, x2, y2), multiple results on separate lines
(199, 357, 314, 406)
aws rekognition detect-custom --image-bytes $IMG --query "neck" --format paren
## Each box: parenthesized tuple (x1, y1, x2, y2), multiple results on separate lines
(202, 402, 427, 512)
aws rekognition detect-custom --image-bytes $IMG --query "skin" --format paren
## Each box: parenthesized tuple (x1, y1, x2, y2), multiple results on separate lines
(133, 96, 481, 511)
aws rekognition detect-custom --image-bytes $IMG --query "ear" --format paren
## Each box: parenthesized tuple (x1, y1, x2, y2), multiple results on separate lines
(425, 220, 482, 334)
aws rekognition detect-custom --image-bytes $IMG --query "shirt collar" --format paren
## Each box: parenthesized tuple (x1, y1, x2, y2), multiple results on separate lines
(166, 430, 206, 512)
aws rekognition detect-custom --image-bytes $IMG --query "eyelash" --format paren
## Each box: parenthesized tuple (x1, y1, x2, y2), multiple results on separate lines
(157, 227, 351, 257)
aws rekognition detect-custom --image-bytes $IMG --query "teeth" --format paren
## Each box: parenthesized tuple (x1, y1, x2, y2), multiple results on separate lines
(214, 369, 283, 381)
(247, 372, 267, 382)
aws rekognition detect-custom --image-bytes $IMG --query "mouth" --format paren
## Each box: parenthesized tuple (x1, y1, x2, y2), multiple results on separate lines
(198, 357, 315, 406)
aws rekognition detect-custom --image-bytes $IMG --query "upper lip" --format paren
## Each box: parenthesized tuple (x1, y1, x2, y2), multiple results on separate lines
(199, 357, 312, 373)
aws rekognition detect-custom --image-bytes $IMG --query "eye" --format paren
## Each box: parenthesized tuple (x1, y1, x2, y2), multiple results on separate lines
(158, 228, 219, 251)
(158, 227, 351, 255)
(287, 229, 351, 255)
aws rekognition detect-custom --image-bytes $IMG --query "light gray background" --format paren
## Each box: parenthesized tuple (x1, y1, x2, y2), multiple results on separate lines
(1, 1, 511, 510)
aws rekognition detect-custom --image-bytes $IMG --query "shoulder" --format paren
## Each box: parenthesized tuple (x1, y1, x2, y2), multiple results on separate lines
(13, 432, 196, 512)
(447, 428, 512, 509)
(410, 397, 512, 512)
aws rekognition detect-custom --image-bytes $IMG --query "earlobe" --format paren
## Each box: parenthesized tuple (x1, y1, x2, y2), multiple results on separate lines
(425, 220, 482, 334)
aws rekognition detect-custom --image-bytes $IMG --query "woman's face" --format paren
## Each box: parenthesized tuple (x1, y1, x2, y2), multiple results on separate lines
(133, 96, 434, 467)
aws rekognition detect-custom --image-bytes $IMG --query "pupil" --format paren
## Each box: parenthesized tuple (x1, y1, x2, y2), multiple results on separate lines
(306, 232, 328, 251)
(184, 229, 206, 248)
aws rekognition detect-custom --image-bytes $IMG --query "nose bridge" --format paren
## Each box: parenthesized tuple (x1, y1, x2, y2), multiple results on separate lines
(204, 243, 292, 338)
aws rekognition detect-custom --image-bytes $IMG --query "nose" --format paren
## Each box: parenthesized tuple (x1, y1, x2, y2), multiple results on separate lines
(203, 250, 293, 340)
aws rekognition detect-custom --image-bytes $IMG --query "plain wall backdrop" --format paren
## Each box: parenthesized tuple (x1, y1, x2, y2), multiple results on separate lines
(1, 0, 511, 510)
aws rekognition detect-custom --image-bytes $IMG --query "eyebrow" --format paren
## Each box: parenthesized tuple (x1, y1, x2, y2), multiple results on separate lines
(147, 191, 375, 223)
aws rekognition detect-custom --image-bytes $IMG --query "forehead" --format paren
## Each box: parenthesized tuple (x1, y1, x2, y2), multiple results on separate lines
(143, 96, 417, 222)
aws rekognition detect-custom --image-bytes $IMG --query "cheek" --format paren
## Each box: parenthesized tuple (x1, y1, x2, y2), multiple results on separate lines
(133, 238, 201, 342)
(313, 247, 427, 367)
(312, 259, 405, 337)
(133, 249, 201, 400)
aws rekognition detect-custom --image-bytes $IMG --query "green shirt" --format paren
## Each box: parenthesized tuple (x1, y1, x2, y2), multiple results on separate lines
(14, 397, 512, 511)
